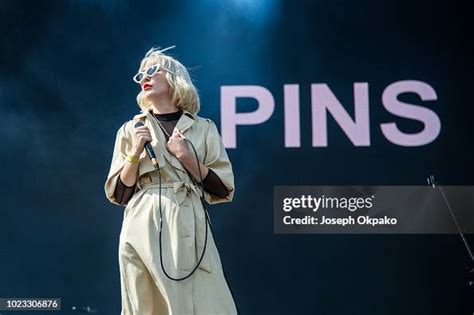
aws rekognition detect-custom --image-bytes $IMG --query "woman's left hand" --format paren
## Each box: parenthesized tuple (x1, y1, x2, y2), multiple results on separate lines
(166, 128, 190, 161)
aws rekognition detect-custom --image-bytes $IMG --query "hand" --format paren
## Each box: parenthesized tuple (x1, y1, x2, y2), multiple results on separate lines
(166, 128, 190, 161)
(131, 125, 152, 156)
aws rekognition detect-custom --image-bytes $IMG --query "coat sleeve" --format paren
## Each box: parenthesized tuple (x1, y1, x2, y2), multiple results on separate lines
(202, 119, 235, 204)
(104, 121, 136, 206)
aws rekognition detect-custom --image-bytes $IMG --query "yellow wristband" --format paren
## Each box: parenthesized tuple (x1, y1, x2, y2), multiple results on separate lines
(126, 155, 139, 164)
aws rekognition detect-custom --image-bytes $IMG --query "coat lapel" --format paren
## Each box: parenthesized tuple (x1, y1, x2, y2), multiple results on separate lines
(133, 108, 196, 175)
(175, 109, 196, 134)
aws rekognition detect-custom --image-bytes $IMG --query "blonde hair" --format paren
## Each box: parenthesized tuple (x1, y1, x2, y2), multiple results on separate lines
(135, 47, 200, 114)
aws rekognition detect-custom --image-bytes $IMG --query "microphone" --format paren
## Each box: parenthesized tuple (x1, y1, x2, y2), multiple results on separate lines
(134, 121, 160, 170)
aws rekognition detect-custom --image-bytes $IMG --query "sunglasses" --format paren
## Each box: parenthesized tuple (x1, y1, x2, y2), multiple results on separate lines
(132, 64, 174, 84)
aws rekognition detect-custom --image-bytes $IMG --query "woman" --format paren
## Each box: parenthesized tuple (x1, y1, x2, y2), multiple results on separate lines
(104, 46, 238, 315)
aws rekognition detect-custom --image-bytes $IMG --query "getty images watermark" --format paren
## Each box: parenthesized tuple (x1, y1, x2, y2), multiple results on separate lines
(274, 186, 474, 234)
(282, 194, 397, 227)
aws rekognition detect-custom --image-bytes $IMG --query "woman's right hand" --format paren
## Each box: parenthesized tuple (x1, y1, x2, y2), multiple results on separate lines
(131, 125, 152, 156)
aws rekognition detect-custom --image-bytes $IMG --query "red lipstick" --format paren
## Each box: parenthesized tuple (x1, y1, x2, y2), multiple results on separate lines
(143, 83, 153, 90)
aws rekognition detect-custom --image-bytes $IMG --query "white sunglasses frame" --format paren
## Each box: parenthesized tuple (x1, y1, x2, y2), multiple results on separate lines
(132, 64, 175, 84)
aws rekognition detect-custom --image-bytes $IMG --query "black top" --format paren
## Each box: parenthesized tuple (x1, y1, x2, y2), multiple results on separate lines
(152, 110, 183, 141)
(153, 110, 183, 121)
(113, 110, 230, 206)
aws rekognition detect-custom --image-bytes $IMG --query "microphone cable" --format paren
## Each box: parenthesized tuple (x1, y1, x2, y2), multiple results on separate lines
(154, 138, 210, 281)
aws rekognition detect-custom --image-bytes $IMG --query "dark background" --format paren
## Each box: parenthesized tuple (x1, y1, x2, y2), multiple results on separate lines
(1, 0, 473, 314)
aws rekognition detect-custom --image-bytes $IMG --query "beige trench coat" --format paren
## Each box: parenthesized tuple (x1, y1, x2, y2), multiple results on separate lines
(104, 108, 237, 315)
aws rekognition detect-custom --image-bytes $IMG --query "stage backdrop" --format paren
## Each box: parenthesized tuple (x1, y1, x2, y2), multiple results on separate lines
(1, 0, 473, 314)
